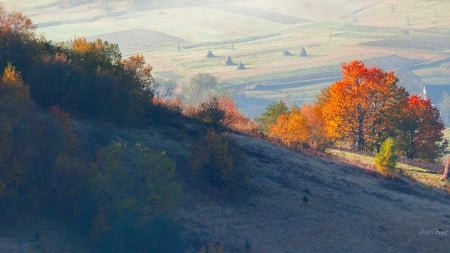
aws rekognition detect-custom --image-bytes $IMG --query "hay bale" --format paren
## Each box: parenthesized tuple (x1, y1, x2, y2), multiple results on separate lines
(300, 47, 308, 57)
(206, 50, 215, 58)
(226, 56, 235, 65)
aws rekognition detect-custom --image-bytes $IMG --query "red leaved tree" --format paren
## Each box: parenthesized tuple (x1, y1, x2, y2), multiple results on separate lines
(396, 95, 445, 161)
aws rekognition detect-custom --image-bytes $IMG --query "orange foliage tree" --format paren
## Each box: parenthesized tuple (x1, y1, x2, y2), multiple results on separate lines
(268, 104, 328, 150)
(320, 60, 407, 152)
(300, 104, 329, 150)
(0, 6, 35, 35)
(217, 96, 255, 132)
(269, 107, 310, 149)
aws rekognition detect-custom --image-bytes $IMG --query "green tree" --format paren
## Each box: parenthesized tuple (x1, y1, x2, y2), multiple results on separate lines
(375, 137, 397, 176)
(255, 100, 288, 135)
(90, 143, 181, 236)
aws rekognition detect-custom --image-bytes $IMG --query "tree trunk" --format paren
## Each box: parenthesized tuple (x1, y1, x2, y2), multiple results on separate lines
(356, 103, 365, 151)
(441, 158, 449, 181)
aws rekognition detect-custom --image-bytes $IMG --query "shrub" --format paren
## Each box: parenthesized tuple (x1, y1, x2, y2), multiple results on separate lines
(375, 138, 398, 176)
(90, 143, 181, 237)
(190, 131, 247, 193)
(186, 96, 255, 133)
(186, 97, 225, 130)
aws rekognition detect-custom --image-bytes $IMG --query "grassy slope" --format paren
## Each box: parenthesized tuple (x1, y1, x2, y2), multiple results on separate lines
(0, 121, 449, 252)
(327, 149, 450, 193)
(97, 124, 450, 252)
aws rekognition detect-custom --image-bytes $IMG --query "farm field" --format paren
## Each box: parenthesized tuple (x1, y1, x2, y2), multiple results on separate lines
(3, 0, 450, 118)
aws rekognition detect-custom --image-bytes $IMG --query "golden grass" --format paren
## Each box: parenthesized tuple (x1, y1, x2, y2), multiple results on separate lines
(327, 148, 450, 193)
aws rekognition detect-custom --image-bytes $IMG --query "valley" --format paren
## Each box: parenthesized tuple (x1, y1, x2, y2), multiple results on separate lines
(4, 0, 450, 118)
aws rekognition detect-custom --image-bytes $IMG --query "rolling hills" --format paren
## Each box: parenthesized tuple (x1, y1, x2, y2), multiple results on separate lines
(3, 0, 450, 118)
(1, 2, 450, 252)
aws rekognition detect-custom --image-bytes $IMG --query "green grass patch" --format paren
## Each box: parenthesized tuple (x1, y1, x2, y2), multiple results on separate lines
(327, 149, 375, 165)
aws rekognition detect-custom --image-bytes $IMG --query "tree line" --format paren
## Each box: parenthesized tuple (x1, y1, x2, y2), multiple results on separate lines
(0, 6, 252, 252)
(258, 60, 447, 162)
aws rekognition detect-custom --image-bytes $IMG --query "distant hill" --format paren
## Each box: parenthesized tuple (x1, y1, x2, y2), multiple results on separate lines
(4, 0, 450, 117)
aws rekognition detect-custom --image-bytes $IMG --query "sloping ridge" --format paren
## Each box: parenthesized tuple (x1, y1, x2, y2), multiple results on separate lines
(176, 133, 450, 253)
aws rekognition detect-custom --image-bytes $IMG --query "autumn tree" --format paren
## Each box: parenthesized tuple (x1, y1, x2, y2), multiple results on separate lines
(300, 104, 329, 150)
(395, 95, 445, 161)
(0, 6, 36, 35)
(269, 107, 310, 149)
(320, 60, 407, 152)
(217, 96, 255, 132)
(0, 6, 42, 77)
(268, 103, 328, 150)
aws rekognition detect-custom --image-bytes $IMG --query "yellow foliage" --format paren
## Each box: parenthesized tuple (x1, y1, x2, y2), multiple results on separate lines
(269, 107, 310, 148)
(72, 37, 90, 53)
(1, 63, 23, 86)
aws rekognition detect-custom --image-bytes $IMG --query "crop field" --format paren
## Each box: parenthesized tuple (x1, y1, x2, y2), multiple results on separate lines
(3, 0, 450, 118)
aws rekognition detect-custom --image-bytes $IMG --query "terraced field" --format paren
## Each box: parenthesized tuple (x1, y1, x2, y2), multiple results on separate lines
(3, 0, 450, 118)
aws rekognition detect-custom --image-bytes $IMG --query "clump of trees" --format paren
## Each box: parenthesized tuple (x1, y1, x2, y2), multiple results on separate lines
(259, 60, 446, 162)
(0, 61, 185, 251)
(268, 104, 329, 151)
(0, 6, 188, 252)
(90, 143, 183, 252)
(320, 60, 445, 161)
(0, 6, 177, 126)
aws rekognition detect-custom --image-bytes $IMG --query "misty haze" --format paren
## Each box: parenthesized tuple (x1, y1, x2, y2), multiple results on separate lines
(4, 0, 450, 119)
(1, 1, 450, 252)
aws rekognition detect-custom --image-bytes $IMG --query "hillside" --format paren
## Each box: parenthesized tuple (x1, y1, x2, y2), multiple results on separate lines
(0, 2, 449, 252)
(2, 123, 449, 252)
(113, 126, 450, 252)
